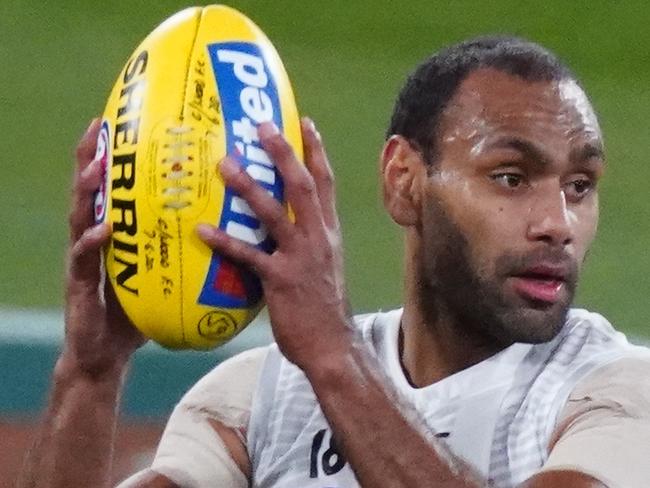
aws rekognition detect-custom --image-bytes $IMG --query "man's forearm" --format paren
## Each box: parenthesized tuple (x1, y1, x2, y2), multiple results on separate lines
(18, 354, 129, 488)
(305, 336, 483, 488)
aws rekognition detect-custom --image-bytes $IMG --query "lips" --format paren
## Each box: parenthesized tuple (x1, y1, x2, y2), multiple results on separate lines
(510, 264, 569, 304)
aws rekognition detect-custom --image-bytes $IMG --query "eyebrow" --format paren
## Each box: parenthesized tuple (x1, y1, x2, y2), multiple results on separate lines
(486, 137, 550, 167)
(486, 136, 605, 168)
(569, 142, 605, 166)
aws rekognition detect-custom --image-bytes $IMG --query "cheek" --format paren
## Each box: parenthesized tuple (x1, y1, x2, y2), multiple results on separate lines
(467, 213, 516, 279)
(428, 181, 517, 276)
(570, 199, 599, 262)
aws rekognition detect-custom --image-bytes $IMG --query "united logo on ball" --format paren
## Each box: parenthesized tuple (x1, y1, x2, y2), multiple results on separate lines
(97, 5, 303, 349)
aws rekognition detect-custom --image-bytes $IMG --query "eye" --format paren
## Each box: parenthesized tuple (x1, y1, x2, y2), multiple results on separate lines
(491, 172, 526, 189)
(564, 177, 595, 201)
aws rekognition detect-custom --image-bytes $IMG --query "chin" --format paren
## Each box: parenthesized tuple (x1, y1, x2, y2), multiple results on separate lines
(495, 303, 571, 344)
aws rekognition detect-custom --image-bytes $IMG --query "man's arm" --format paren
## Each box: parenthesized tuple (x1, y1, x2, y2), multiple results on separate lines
(116, 343, 261, 488)
(199, 119, 610, 488)
(18, 354, 131, 488)
(16, 335, 180, 488)
(145, 347, 265, 488)
(17, 120, 170, 488)
(19, 126, 259, 484)
(539, 357, 650, 488)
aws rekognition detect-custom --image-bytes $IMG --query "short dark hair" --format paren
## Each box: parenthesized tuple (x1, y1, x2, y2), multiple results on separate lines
(387, 35, 577, 164)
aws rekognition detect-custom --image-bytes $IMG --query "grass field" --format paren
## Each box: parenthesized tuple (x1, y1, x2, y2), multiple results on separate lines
(2, 1, 649, 337)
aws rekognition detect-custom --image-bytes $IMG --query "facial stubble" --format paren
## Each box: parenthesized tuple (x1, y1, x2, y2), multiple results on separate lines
(418, 197, 578, 347)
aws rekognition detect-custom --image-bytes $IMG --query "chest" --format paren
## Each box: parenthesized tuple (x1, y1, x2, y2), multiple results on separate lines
(249, 382, 510, 488)
(247, 313, 627, 488)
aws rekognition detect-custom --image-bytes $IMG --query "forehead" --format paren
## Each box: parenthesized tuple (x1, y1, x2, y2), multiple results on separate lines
(438, 68, 602, 152)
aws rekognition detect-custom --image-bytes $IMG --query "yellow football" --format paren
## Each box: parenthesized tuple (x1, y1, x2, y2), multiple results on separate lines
(94, 5, 302, 350)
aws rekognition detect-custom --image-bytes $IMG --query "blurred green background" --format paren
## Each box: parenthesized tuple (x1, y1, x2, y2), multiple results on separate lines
(2, 6, 649, 482)
(1, 0, 649, 338)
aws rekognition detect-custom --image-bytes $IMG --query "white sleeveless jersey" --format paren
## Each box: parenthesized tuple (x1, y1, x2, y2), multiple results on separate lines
(246, 308, 648, 488)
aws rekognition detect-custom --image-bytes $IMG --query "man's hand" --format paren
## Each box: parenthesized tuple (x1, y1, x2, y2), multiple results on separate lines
(61, 118, 145, 377)
(18, 119, 146, 488)
(197, 118, 353, 372)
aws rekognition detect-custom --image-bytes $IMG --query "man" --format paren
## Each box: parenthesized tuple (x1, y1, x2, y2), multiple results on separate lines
(19, 36, 650, 488)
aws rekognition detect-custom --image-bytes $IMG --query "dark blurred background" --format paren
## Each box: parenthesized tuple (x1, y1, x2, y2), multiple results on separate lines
(1, 1, 649, 484)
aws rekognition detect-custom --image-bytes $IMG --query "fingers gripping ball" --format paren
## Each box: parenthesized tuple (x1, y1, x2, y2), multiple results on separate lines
(94, 6, 303, 349)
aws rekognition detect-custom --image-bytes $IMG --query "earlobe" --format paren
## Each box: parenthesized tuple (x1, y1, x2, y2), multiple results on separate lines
(381, 135, 425, 227)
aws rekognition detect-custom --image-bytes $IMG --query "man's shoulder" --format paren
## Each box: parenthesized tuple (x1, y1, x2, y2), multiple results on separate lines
(518, 308, 650, 439)
(178, 346, 270, 413)
(527, 308, 650, 391)
(564, 308, 616, 335)
(556, 308, 650, 352)
(562, 309, 650, 406)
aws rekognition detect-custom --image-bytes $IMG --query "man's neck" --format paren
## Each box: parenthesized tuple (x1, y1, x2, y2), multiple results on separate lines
(400, 234, 507, 388)
(399, 302, 505, 388)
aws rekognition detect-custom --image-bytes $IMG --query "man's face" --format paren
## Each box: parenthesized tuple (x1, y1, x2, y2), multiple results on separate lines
(418, 68, 604, 345)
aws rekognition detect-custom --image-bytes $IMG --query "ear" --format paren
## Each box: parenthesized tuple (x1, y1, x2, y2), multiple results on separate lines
(381, 135, 427, 227)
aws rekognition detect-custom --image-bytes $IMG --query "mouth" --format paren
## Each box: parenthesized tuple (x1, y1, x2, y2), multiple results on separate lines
(509, 264, 568, 305)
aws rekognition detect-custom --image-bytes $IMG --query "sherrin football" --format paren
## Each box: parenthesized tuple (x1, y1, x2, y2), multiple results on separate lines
(94, 5, 303, 349)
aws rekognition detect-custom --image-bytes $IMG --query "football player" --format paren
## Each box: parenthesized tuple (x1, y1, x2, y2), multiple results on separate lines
(19, 36, 650, 488)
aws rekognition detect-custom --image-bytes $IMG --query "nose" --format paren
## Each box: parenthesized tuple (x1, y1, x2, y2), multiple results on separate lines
(526, 185, 573, 247)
